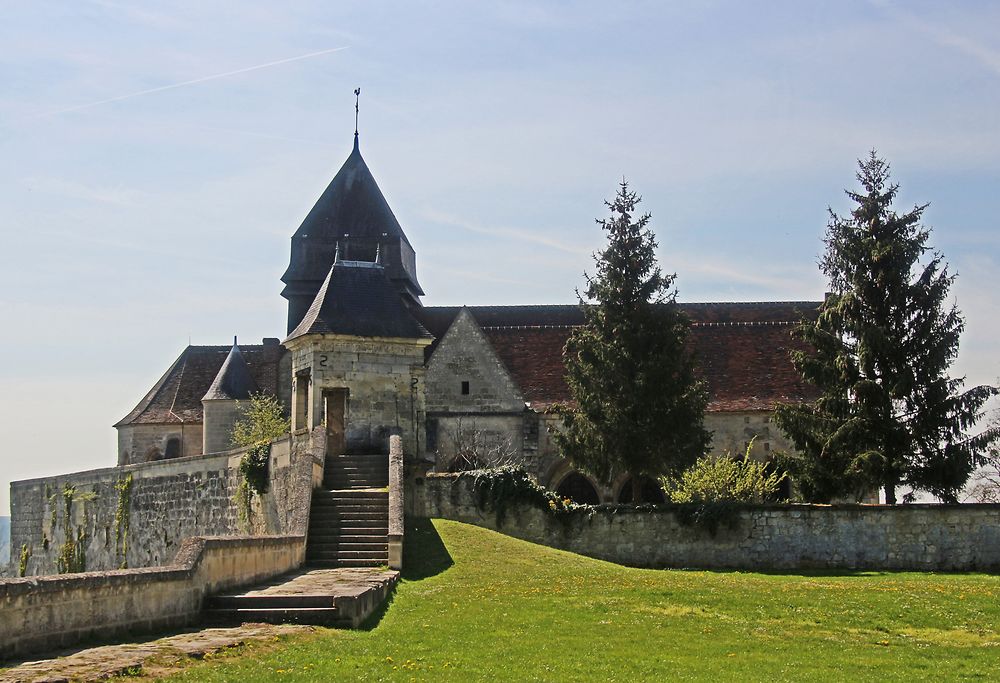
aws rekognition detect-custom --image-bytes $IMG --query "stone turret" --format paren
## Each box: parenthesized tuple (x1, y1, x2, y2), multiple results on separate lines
(280, 136, 424, 335)
(283, 258, 432, 456)
(201, 340, 259, 454)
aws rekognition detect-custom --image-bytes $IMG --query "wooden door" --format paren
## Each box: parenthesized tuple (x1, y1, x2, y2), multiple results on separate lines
(324, 388, 348, 456)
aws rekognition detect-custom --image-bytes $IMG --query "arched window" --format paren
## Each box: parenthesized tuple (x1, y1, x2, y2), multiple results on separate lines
(164, 437, 181, 459)
(555, 472, 600, 505)
(616, 476, 666, 504)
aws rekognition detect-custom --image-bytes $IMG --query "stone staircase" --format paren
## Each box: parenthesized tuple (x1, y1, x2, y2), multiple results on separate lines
(202, 568, 399, 627)
(306, 453, 390, 567)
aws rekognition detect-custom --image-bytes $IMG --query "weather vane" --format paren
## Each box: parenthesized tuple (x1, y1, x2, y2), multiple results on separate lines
(354, 87, 361, 138)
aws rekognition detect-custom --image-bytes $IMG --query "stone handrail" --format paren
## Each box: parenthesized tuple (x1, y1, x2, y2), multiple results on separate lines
(387, 435, 404, 569)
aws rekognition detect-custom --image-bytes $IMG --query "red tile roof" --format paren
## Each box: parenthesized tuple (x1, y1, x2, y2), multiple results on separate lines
(424, 302, 822, 413)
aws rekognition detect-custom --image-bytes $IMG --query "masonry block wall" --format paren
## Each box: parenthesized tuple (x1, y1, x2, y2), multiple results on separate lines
(0, 535, 304, 660)
(287, 335, 429, 456)
(117, 423, 204, 466)
(9, 434, 318, 577)
(413, 474, 1000, 571)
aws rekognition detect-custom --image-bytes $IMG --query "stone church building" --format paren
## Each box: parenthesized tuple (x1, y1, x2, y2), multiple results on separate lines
(114, 133, 820, 504)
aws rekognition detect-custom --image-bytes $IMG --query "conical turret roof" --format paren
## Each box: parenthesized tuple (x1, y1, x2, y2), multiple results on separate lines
(281, 137, 422, 294)
(284, 259, 432, 343)
(202, 341, 260, 401)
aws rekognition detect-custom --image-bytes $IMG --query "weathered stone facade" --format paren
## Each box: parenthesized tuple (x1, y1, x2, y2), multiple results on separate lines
(9, 434, 320, 576)
(413, 474, 1000, 571)
(116, 423, 204, 466)
(286, 335, 430, 457)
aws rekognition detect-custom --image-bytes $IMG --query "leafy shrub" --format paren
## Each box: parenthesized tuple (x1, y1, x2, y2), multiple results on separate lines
(231, 393, 290, 496)
(231, 393, 290, 448)
(664, 443, 786, 504)
(661, 441, 787, 534)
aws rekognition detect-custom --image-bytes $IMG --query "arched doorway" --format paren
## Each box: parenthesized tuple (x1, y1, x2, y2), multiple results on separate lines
(555, 472, 600, 505)
(616, 475, 666, 504)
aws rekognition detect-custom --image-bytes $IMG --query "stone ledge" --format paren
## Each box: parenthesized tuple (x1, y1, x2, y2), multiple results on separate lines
(0, 535, 306, 660)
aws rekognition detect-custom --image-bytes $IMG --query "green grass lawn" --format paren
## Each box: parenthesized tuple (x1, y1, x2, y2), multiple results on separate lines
(167, 519, 1000, 682)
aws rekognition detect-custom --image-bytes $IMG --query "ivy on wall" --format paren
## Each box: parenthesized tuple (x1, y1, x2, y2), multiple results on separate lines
(114, 473, 133, 569)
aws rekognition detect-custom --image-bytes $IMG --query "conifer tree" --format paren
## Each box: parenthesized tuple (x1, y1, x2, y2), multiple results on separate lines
(555, 181, 711, 502)
(775, 152, 998, 504)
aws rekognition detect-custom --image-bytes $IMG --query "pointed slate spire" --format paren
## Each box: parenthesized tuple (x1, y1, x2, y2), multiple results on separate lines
(202, 342, 259, 401)
(280, 135, 424, 334)
(284, 260, 432, 343)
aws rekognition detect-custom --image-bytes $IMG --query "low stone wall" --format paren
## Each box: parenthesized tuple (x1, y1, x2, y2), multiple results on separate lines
(9, 432, 322, 576)
(412, 474, 1000, 571)
(0, 534, 304, 660)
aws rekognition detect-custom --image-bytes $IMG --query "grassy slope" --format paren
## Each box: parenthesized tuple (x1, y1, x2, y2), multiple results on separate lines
(168, 519, 1000, 682)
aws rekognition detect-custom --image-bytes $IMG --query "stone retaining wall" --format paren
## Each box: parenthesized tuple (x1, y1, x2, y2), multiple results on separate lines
(9, 432, 322, 576)
(412, 473, 1000, 571)
(0, 534, 304, 660)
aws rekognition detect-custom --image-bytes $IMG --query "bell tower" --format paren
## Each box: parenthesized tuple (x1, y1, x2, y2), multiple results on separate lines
(280, 134, 424, 334)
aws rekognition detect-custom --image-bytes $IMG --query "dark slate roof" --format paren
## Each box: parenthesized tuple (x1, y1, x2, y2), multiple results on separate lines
(202, 343, 260, 401)
(281, 137, 422, 294)
(421, 302, 822, 412)
(115, 342, 285, 426)
(284, 260, 432, 343)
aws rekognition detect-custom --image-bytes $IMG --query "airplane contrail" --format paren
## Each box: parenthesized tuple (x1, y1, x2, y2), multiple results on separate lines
(34, 46, 349, 118)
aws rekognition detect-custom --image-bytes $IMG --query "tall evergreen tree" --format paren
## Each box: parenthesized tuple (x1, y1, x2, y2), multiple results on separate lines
(775, 152, 998, 504)
(555, 181, 711, 502)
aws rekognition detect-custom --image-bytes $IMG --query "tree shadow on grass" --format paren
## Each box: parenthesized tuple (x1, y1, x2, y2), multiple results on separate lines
(358, 517, 453, 630)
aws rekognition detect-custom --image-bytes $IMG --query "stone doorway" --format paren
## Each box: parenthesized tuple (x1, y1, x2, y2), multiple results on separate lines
(324, 388, 348, 456)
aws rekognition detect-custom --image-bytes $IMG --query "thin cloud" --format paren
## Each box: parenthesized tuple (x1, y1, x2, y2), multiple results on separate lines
(32, 46, 349, 118)
(422, 209, 592, 256)
(872, 0, 1000, 77)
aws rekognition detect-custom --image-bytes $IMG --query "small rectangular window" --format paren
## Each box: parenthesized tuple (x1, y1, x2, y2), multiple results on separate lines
(426, 418, 439, 451)
(461, 381, 470, 395)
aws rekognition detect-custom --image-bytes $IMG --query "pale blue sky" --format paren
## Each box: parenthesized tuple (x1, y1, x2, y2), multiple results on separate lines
(2, 1, 1000, 514)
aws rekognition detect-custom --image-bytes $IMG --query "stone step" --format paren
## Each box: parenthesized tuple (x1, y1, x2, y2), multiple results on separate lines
(316, 488, 388, 496)
(309, 514, 388, 523)
(307, 558, 389, 569)
(327, 455, 388, 462)
(310, 501, 388, 510)
(309, 537, 389, 554)
(310, 508, 388, 517)
(325, 463, 387, 472)
(203, 607, 347, 627)
(323, 482, 389, 490)
(315, 526, 389, 536)
(311, 496, 388, 505)
(323, 476, 389, 485)
(306, 548, 389, 563)
(312, 498, 388, 506)
(207, 594, 335, 610)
